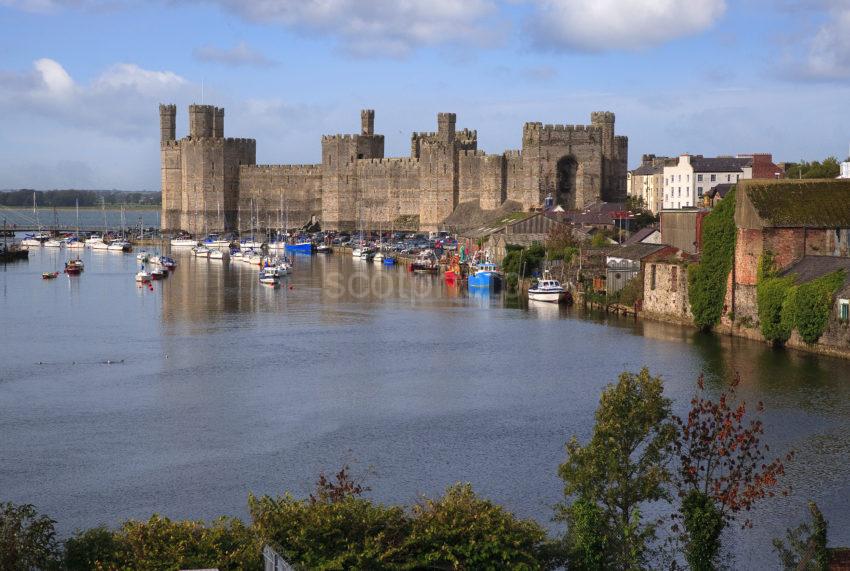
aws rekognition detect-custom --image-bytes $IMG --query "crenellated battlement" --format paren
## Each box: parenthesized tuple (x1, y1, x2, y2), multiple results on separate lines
(161, 104, 627, 233)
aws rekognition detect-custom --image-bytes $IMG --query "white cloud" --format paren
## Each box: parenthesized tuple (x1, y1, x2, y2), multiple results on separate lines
(790, 1, 850, 80)
(188, 0, 501, 57)
(523, 0, 727, 52)
(0, 58, 190, 138)
(193, 42, 277, 67)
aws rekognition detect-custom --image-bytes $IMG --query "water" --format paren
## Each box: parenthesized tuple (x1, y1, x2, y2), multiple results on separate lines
(0, 207, 160, 231)
(2, 248, 850, 567)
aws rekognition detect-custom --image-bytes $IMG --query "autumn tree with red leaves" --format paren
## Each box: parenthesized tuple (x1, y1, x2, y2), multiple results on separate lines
(672, 372, 794, 570)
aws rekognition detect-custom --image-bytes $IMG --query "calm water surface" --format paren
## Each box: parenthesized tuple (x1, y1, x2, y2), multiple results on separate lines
(1, 207, 160, 230)
(2, 247, 850, 568)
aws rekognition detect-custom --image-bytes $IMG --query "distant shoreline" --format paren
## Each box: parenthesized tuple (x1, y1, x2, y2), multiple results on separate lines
(3, 205, 160, 210)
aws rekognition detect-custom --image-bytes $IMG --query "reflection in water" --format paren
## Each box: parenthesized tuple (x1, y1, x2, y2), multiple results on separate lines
(3, 248, 850, 568)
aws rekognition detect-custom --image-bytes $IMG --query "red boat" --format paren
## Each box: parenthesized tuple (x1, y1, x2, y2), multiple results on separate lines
(42, 271, 59, 280)
(64, 258, 84, 275)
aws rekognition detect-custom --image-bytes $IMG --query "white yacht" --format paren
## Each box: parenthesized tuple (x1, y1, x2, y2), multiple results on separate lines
(528, 272, 567, 303)
(209, 248, 228, 260)
(44, 238, 64, 248)
(135, 266, 152, 282)
(170, 237, 197, 247)
(90, 239, 110, 250)
(192, 245, 211, 258)
(85, 234, 104, 246)
(108, 240, 131, 252)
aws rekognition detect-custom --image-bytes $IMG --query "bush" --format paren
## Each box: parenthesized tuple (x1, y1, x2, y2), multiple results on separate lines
(758, 276, 795, 343)
(404, 483, 550, 570)
(688, 189, 737, 329)
(794, 271, 845, 344)
(64, 515, 261, 570)
(502, 243, 546, 277)
(681, 490, 724, 571)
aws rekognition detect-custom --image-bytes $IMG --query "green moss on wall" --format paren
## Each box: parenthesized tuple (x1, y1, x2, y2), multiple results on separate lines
(794, 271, 845, 344)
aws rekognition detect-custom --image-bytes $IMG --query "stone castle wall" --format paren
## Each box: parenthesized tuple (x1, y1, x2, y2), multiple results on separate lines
(160, 105, 628, 234)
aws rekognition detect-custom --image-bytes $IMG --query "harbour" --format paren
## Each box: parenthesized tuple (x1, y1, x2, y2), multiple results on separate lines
(3, 245, 850, 569)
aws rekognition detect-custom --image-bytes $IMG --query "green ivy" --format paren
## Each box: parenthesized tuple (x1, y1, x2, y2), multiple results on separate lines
(794, 271, 845, 344)
(688, 189, 737, 329)
(756, 253, 795, 343)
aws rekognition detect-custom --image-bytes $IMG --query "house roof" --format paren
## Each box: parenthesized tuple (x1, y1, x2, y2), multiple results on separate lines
(633, 164, 664, 176)
(707, 183, 734, 198)
(691, 156, 751, 173)
(779, 255, 850, 286)
(606, 243, 668, 262)
(622, 226, 660, 245)
(735, 179, 850, 229)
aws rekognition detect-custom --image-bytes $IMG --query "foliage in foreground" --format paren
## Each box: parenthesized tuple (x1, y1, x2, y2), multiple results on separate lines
(773, 501, 829, 570)
(1, 369, 815, 571)
(557, 368, 675, 569)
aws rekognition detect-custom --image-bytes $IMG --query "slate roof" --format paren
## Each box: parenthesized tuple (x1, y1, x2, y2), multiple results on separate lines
(707, 183, 735, 198)
(779, 256, 850, 285)
(691, 156, 751, 173)
(739, 179, 850, 228)
(606, 243, 668, 261)
(633, 164, 664, 176)
(622, 226, 660, 245)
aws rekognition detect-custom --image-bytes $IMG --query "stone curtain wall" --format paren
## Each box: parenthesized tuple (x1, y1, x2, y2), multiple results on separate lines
(161, 105, 627, 233)
(643, 262, 694, 323)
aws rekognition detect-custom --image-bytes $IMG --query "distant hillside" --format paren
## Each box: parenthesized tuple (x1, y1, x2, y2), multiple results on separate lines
(0, 190, 161, 207)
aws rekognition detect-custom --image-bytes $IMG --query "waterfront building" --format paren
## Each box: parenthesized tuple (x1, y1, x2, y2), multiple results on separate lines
(627, 154, 675, 214)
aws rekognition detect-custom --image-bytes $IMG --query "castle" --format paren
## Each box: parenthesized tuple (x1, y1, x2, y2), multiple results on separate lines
(160, 104, 628, 234)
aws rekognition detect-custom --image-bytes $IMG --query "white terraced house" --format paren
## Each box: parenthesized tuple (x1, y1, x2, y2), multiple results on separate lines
(662, 154, 753, 210)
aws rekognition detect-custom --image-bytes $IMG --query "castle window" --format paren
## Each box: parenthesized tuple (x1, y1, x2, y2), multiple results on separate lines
(671, 266, 678, 292)
(650, 265, 656, 290)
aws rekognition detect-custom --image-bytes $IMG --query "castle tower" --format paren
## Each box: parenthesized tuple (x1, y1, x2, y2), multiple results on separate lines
(213, 107, 224, 139)
(361, 109, 374, 136)
(437, 112, 456, 142)
(159, 104, 176, 143)
(591, 111, 625, 201)
(188, 104, 215, 138)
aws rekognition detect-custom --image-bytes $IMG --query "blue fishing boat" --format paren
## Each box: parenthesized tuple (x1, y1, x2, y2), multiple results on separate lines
(285, 240, 312, 254)
(468, 262, 502, 289)
(382, 256, 396, 266)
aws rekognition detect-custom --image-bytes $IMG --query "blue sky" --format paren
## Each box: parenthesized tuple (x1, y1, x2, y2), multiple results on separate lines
(1, 0, 849, 190)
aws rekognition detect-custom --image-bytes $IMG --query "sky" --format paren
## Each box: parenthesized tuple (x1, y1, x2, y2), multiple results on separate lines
(1, 0, 850, 190)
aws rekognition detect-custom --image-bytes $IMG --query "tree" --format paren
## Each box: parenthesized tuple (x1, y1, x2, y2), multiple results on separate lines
(773, 501, 828, 570)
(556, 369, 675, 569)
(673, 373, 793, 568)
(404, 483, 551, 570)
(0, 502, 61, 570)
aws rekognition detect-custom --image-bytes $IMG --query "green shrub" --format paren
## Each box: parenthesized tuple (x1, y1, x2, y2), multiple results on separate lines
(794, 271, 845, 344)
(688, 190, 737, 329)
(681, 490, 724, 571)
(502, 243, 546, 277)
(757, 276, 796, 343)
(404, 483, 549, 570)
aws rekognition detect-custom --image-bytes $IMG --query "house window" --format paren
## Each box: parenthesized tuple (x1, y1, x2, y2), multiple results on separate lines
(727, 174, 731, 182)
(671, 266, 678, 292)
(711, 174, 716, 182)
(650, 265, 656, 290)
(840, 299, 850, 321)
(698, 186, 704, 196)
(678, 174, 681, 182)
(698, 174, 703, 181)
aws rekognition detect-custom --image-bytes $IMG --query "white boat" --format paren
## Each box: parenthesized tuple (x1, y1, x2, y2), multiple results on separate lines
(135, 266, 152, 282)
(209, 248, 228, 260)
(352, 247, 363, 257)
(248, 253, 264, 266)
(153, 255, 177, 269)
(90, 240, 110, 250)
(230, 250, 244, 261)
(267, 241, 286, 251)
(170, 237, 197, 247)
(150, 267, 167, 280)
(241, 239, 264, 249)
(192, 246, 211, 257)
(85, 234, 104, 246)
(136, 251, 150, 262)
(258, 267, 279, 284)
(316, 243, 332, 254)
(528, 272, 566, 303)
(44, 238, 64, 248)
(108, 240, 131, 252)
(21, 237, 44, 247)
(65, 237, 85, 249)
(373, 250, 384, 262)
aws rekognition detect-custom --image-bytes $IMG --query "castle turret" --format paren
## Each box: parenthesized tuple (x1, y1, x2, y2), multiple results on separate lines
(189, 104, 215, 139)
(213, 107, 224, 138)
(361, 109, 374, 136)
(159, 104, 176, 143)
(591, 111, 615, 159)
(437, 112, 456, 142)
